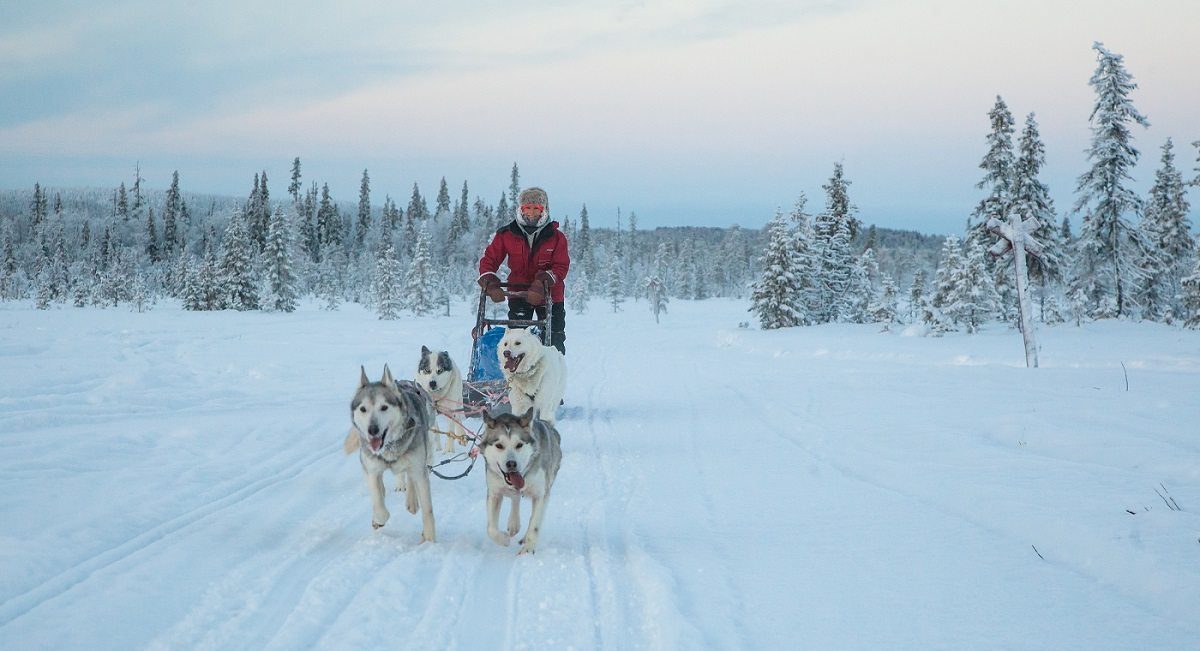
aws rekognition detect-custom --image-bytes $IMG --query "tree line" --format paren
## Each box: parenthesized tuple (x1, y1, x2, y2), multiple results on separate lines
(750, 42, 1200, 332)
(3, 44, 1194, 329)
(1, 155, 945, 319)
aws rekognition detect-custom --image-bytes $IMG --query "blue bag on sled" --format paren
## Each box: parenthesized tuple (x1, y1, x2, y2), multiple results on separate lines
(469, 327, 506, 382)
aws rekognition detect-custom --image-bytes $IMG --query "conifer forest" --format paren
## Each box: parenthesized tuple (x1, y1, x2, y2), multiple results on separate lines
(2, 44, 1197, 331)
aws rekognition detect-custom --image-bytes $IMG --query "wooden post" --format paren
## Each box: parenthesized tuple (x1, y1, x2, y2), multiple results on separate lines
(988, 213, 1043, 368)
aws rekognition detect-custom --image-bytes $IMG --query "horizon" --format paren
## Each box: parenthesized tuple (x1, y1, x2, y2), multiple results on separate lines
(2, 1, 1198, 235)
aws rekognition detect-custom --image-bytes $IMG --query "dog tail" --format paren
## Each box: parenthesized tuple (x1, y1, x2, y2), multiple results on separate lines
(343, 429, 360, 454)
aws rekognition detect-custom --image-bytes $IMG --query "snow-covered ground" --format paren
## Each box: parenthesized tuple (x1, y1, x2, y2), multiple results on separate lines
(1, 298, 1198, 650)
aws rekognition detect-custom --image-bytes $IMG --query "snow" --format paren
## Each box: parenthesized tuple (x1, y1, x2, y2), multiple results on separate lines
(1, 298, 1198, 650)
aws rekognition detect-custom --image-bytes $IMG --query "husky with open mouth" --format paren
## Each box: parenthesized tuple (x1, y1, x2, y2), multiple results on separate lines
(479, 408, 562, 555)
(498, 327, 566, 425)
(343, 365, 437, 542)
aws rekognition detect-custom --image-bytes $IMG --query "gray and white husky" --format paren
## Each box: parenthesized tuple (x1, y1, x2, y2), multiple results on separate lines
(342, 365, 437, 542)
(479, 408, 562, 555)
(414, 346, 468, 454)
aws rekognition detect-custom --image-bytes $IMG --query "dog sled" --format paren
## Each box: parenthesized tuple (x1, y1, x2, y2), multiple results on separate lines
(463, 280, 554, 410)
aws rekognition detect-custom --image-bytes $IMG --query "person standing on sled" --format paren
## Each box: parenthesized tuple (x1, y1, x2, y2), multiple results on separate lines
(477, 186, 570, 355)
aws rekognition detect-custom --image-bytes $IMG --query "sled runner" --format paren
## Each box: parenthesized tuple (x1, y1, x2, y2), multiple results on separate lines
(463, 280, 554, 410)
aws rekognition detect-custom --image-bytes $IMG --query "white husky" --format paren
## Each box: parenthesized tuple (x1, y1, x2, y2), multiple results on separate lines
(479, 408, 562, 555)
(414, 346, 469, 453)
(498, 327, 567, 425)
(342, 365, 436, 542)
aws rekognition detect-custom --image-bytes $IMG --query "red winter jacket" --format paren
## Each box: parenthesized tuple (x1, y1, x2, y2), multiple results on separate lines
(478, 220, 570, 303)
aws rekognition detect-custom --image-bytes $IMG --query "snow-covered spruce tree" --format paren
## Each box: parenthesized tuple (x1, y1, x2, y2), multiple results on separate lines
(145, 207, 159, 263)
(288, 157, 302, 204)
(1, 231, 18, 300)
(946, 241, 999, 333)
(374, 243, 402, 320)
(1181, 258, 1200, 329)
(607, 256, 623, 313)
(570, 266, 590, 314)
(407, 182, 429, 224)
(356, 169, 371, 248)
(967, 97, 1021, 322)
(843, 252, 874, 323)
(180, 256, 205, 310)
(180, 240, 216, 311)
(200, 240, 222, 310)
(34, 267, 53, 309)
(749, 211, 805, 329)
(403, 224, 438, 316)
(508, 162, 520, 221)
(162, 171, 182, 258)
(1012, 113, 1068, 320)
(645, 275, 668, 323)
(218, 209, 259, 310)
(447, 181, 472, 259)
(930, 235, 963, 328)
(1071, 42, 1152, 318)
(30, 182, 47, 232)
(969, 96, 1016, 246)
(869, 274, 900, 331)
(672, 240, 694, 299)
(245, 173, 265, 251)
(50, 226, 69, 303)
(824, 162, 860, 241)
(918, 295, 953, 337)
(788, 194, 818, 315)
(299, 184, 318, 262)
(908, 268, 928, 322)
(1137, 138, 1195, 321)
(316, 183, 341, 250)
(576, 204, 596, 291)
(264, 205, 298, 312)
(316, 246, 342, 311)
(130, 272, 152, 313)
(812, 165, 856, 322)
(435, 177, 451, 218)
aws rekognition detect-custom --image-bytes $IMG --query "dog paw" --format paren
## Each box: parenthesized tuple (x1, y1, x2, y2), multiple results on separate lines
(517, 543, 537, 555)
(507, 523, 521, 537)
(405, 492, 419, 514)
(372, 508, 390, 528)
(488, 530, 511, 547)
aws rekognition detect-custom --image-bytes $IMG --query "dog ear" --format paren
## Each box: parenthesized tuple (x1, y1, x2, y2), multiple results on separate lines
(519, 408, 535, 427)
(381, 364, 394, 387)
(359, 366, 370, 388)
(421, 345, 431, 357)
(482, 411, 497, 429)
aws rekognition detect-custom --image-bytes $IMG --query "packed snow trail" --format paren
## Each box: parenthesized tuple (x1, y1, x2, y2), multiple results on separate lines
(1, 299, 1198, 650)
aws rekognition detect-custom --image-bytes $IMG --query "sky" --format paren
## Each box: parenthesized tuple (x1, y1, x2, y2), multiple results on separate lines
(1, 0, 1198, 234)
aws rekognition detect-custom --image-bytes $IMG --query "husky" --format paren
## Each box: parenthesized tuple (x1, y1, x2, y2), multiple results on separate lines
(498, 327, 567, 425)
(342, 365, 436, 542)
(479, 408, 562, 555)
(414, 346, 469, 453)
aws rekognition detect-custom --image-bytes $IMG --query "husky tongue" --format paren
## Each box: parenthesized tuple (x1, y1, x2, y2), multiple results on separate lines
(369, 437, 384, 451)
(504, 471, 525, 490)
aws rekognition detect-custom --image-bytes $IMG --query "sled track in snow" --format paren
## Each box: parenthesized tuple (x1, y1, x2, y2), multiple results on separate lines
(0, 438, 334, 628)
